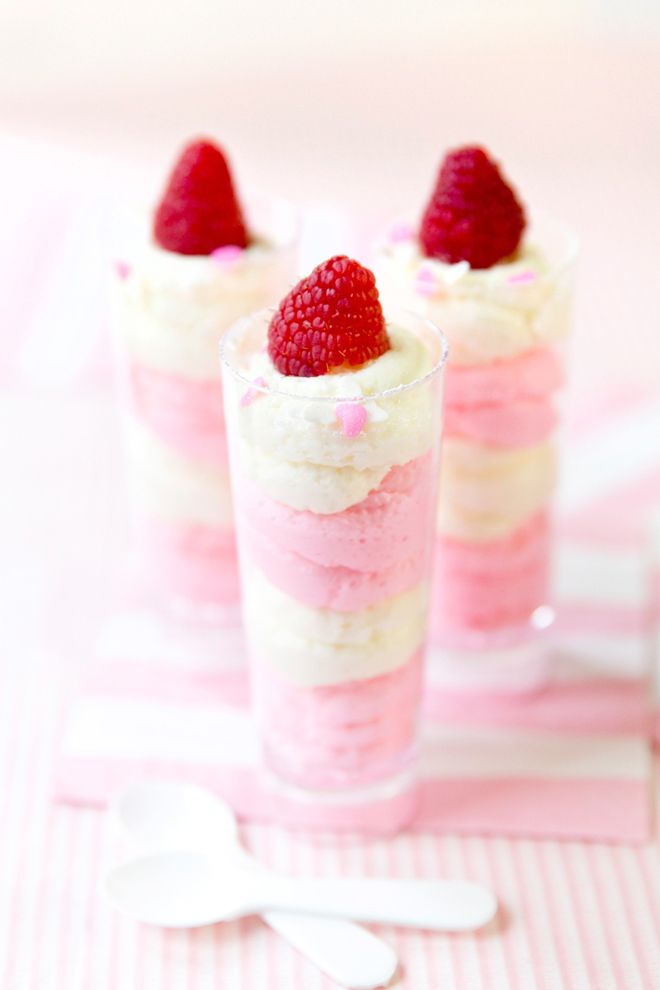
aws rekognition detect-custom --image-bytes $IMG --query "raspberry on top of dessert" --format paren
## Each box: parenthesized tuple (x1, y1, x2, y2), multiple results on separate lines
(268, 255, 391, 377)
(227, 257, 438, 515)
(153, 138, 249, 255)
(419, 145, 526, 270)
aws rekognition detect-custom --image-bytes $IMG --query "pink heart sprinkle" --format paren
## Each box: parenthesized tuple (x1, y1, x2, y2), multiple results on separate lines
(211, 245, 243, 266)
(335, 402, 367, 438)
(241, 376, 266, 407)
(508, 270, 536, 285)
(115, 260, 131, 280)
(389, 221, 413, 244)
(414, 266, 436, 297)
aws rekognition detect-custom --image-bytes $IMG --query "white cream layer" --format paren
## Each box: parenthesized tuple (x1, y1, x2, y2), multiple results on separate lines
(243, 566, 428, 686)
(126, 419, 234, 527)
(228, 322, 436, 514)
(377, 238, 571, 366)
(438, 438, 556, 541)
(117, 239, 294, 379)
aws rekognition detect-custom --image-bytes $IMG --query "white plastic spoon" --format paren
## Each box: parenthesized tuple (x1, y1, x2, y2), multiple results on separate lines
(111, 781, 398, 990)
(106, 845, 497, 930)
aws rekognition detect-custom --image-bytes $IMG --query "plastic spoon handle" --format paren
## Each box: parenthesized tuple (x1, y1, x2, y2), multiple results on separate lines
(223, 849, 395, 988)
(255, 875, 497, 931)
(261, 911, 397, 989)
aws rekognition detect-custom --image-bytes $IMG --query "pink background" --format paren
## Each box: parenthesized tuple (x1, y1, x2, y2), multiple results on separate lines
(2, 2, 659, 394)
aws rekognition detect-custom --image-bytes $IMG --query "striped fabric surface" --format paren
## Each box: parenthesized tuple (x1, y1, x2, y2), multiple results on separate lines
(1, 651, 660, 990)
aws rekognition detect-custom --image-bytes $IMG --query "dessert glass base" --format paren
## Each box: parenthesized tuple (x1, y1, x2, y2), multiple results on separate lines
(259, 764, 420, 835)
(429, 606, 555, 694)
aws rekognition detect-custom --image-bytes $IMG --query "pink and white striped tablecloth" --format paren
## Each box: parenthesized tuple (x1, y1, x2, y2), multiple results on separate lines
(1, 648, 660, 990)
(1, 133, 659, 989)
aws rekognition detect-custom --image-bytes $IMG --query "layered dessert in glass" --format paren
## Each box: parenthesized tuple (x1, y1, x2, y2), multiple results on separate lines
(221, 256, 447, 826)
(377, 147, 576, 689)
(114, 139, 297, 621)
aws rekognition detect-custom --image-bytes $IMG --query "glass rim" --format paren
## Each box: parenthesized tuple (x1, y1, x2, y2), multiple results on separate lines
(220, 307, 449, 404)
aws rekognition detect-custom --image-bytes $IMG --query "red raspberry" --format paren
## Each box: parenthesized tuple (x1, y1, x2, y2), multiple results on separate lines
(268, 256, 390, 377)
(419, 146, 526, 269)
(153, 139, 248, 255)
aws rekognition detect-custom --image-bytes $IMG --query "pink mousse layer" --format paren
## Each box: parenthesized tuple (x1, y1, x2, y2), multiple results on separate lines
(444, 398, 557, 447)
(128, 362, 228, 463)
(237, 454, 433, 610)
(253, 649, 423, 789)
(444, 347, 563, 447)
(444, 347, 564, 406)
(137, 515, 239, 606)
(431, 512, 551, 635)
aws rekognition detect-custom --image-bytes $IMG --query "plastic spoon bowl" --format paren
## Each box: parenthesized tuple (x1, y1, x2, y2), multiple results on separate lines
(111, 781, 398, 990)
(113, 780, 239, 855)
(106, 846, 497, 930)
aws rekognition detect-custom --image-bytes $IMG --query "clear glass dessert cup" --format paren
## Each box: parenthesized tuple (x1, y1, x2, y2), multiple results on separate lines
(376, 215, 578, 692)
(221, 308, 448, 830)
(113, 196, 298, 626)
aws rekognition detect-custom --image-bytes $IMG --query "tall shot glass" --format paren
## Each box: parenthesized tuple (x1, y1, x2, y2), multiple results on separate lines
(113, 197, 297, 625)
(377, 216, 577, 690)
(221, 309, 447, 830)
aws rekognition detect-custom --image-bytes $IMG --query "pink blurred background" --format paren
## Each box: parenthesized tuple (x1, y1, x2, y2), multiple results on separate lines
(1, 0, 658, 395)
